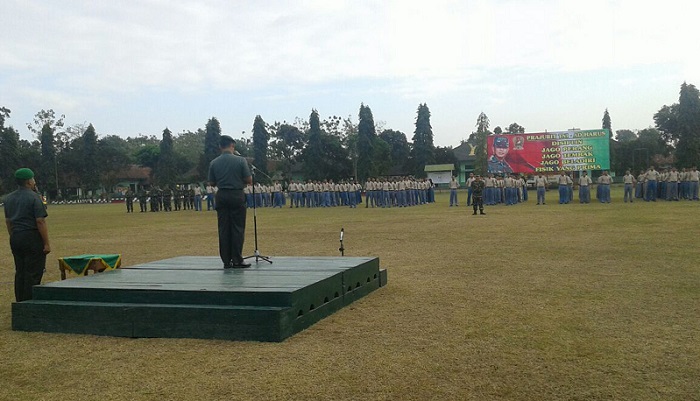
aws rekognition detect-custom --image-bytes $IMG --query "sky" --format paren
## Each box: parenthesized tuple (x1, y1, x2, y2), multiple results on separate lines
(1, 0, 698, 147)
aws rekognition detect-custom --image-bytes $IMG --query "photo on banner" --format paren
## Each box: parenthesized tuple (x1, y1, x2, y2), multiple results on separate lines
(486, 129, 611, 174)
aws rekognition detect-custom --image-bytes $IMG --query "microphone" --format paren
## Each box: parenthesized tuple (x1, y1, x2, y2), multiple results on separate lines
(233, 150, 241, 156)
(340, 228, 344, 241)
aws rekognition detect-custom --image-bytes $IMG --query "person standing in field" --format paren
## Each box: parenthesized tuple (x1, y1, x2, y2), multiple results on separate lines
(578, 171, 592, 203)
(597, 170, 613, 203)
(623, 170, 636, 203)
(4, 168, 51, 302)
(535, 173, 547, 205)
(645, 166, 659, 202)
(449, 176, 459, 207)
(208, 135, 252, 269)
(470, 175, 485, 215)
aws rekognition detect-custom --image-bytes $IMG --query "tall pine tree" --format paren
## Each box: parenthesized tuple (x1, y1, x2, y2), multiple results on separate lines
(357, 104, 376, 181)
(602, 108, 614, 171)
(252, 115, 269, 176)
(39, 123, 56, 196)
(81, 123, 100, 193)
(157, 127, 177, 187)
(0, 107, 20, 193)
(199, 117, 222, 179)
(473, 112, 490, 175)
(411, 103, 435, 177)
(303, 110, 324, 180)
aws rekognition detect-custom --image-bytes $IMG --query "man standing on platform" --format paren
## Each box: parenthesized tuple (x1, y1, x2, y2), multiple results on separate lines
(470, 175, 485, 215)
(208, 136, 252, 269)
(4, 168, 51, 301)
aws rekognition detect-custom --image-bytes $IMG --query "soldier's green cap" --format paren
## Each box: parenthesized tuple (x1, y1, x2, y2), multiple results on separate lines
(15, 168, 34, 180)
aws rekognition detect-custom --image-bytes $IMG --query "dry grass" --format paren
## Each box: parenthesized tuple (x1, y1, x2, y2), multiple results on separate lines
(1, 189, 699, 401)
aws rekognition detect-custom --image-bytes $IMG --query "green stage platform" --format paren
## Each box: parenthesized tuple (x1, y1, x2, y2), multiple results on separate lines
(12, 256, 387, 342)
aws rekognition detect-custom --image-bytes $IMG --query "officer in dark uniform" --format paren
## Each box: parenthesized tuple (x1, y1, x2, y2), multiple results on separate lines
(488, 136, 513, 174)
(208, 136, 252, 269)
(470, 174, 486, 215)
(4, 168, 51, 301)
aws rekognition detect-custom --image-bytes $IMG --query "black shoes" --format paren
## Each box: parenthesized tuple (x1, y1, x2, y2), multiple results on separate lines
(224, 261, 252, 269)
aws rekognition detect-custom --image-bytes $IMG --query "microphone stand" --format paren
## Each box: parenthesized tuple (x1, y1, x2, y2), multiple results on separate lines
(339, 228, 345, 256)
(244, 162, 273, 264)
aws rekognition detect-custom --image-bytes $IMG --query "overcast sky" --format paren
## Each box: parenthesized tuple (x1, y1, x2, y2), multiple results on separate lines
(1, 0, 697, 146)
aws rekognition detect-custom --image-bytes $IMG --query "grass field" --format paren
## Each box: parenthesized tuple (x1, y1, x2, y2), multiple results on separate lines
(1, 188, 699, 401)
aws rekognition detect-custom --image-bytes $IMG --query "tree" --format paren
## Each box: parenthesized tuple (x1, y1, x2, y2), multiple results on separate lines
(303, 110, 325, 180)
(173, 129, 205, 172)
(675, 83, 700, 167)
(134, 145, 160, 170)
(0, 107, 20, 193)
(434, 145, 458, 166)
(357, 104, 376, 181)
(603, 108, 614, 170)
(493, 126, 503, 135)
(302, 110, 351, 180)
(38, 123, 57, 197)
(98, 135, 132, 192)
(602, 109, 612, 134)
(615, 129, 636, 142)
(411, 103, 435, 177)
(379, 129, 410, 173)
(270, 123, 305, 162)
(655, 82, 700, 167)
(198, 117, 222, 179)
(371, 137, 392, 177)
(81, 124, 100, 194)
(473, 112, 491, 174)
(27, 109, 65, 139)
(0, 106, 10, 128)
(506, 123, 525, 134)
(252, 115, 269, 177)
(156, 128, 177, 187)
(28, 109, 64, 198)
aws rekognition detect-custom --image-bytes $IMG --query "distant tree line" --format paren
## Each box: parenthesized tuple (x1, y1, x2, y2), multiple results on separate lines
(0, 103, 459, 198)
(3, 81, 700, 197)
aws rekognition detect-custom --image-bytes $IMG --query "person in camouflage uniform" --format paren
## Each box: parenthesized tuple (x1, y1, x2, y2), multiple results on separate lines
(162, 186, 172, 211)
(125, 189, 134, 213)
(470, 175, 486, 215)
(138, 188, 147, 212)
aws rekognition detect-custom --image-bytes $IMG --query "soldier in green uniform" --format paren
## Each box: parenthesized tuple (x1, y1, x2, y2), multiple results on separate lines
(4, 168, 51, 301)
(162, 186, 172, 211)
(138, 188, 147, 212)
(125, 189, 134, 213)
(470, 174, 486, 215)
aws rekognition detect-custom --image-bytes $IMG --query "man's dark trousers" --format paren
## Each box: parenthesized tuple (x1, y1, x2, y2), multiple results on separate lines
(215, 189, 247, 266)
(11, 230, 46, 302)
